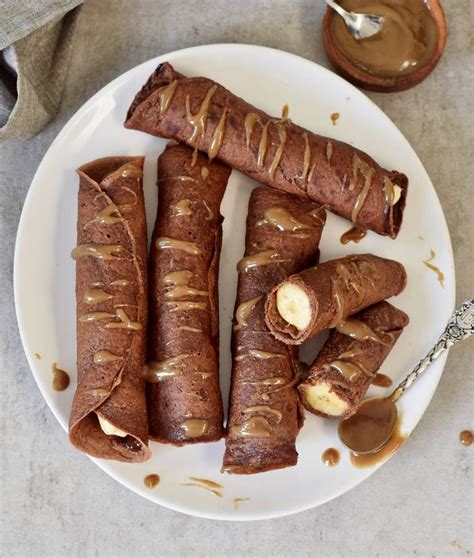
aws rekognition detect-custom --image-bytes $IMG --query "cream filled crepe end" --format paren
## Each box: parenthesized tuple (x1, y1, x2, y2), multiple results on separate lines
(69, 156, 150, 463)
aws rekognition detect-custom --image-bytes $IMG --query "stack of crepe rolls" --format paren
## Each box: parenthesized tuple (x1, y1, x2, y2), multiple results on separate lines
(69, 156, 150, 462)
(145, 144, 230, 445)
(223, 187, 326, 474)
(125, 62, 408, 238)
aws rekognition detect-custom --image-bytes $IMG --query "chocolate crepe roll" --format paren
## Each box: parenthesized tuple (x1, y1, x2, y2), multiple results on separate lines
(69, 156, 150, 462)
(223, 187, 326, 474)
(125, 62, 408, 238)
(265, 254, 407, 345)
(146, 144, 230, 445)
(298, 301, 409, 419)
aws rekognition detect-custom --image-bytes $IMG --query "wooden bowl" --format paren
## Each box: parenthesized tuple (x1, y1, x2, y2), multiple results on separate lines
(322, 0, 447, 92)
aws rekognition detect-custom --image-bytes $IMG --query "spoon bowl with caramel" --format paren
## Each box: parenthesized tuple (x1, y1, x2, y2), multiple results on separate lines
(339, 300, 474, 454)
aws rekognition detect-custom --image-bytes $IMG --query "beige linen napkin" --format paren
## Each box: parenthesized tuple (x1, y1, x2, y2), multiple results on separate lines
(0, 0, 83, 141)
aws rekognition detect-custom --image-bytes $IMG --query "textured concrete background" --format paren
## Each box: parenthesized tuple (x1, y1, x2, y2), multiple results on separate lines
(1, 1, 473, 557)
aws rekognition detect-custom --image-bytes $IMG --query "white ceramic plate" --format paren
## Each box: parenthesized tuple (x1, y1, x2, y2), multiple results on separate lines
(14, 44, 455, 521)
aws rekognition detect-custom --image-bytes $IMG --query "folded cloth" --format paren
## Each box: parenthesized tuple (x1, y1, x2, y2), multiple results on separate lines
(0, 0, 82, 141)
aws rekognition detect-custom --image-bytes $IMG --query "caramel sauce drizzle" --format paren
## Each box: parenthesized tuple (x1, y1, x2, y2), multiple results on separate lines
(336, 319, 385, 344)
(170, 199, 193, 217)
(191, 148, 198, 167)
(233, 295, 262, 331)
(84, 287, 113, 304)
(257, 121, 271, 168)
(308, 162, 317, 183)
(118, 163, 143, 179)
(423, 249, 445, 287)
(181, 419, 209, 438)
(157, 175, 195, 183)
(256, 207, 312, 232)
(238, 376, 286, 387)
(52, 363, 70, 391)
(110, 279, 129, 287)
(202, 200, 214, 221)
(166, 301, 207, 312)
(351, 155, 374, 224)
(300, 132, 311, 182)
(268, 121, 287, 180)
(229, 416, 272, 437)
(186, 85, 217, 144)
(87, 388, 111, 397)
(235, 349, 286, 361)
(208, 107, 228, 160)
(383, 176, 396, 207)
(201, 166, 209, 179)
(244, 112, 262, 148)
(324, 360, 364, 382)
(143, 354, 190, 382)
(71, 243, 125, 260)
(237, 249, 290, 272)
(156, 237, 201, 255)
(281, 104, 289, 119)
(181, 477, 223, 498)
(159, 79, 178, 114)
(243, 405, 283, 423)
(178, 326, 202, 333)
(326, 141, 333, 164)
(104, 308, 142, 331)
(79, 311, 115, 323)
(93, 350, 123, 364)
(163, 270, 208, 299)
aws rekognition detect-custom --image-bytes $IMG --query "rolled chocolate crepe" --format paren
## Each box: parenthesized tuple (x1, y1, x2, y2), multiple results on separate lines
(146, 144, 230, 445)
(299, 301, 409, 419)
(265, 254, 407, 345)
(223, 187, 326, 474)
(69, 156, 150, 462)
(125, 62, 408, 238)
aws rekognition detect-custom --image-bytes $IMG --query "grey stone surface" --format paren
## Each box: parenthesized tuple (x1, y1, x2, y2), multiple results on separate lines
(0, 1, 473, 556)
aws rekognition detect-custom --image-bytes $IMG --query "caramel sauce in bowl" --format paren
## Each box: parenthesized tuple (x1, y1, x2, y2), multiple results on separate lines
(323, 0, 447, 92)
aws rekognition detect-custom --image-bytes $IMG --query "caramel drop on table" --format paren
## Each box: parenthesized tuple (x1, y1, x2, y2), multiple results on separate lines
(144, 474, 160, 489)
(181, 418, 209, 438)
(52, 363, 70, 391)
(233, 295, 262, 331)
(340, 226, 367, 245)
(322, 448, 340, 467)
(372, 373, 393, 388)
(330, 112, 340, 126)
(460, 430, 473, 447)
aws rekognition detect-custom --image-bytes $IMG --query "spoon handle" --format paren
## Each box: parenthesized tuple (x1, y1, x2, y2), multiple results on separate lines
(325, 0, 352, 23)
(391, 300, 474, 403)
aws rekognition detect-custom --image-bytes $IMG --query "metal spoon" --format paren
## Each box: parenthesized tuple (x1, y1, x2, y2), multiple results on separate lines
(325, 0, 384, 40)
(338, 299, 474, 454)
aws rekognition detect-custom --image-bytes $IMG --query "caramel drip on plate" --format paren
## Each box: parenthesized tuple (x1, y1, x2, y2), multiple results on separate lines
(336, 319, 385, 344)
(143, 354, 190, 382)
(243, 405, 283, 423)
(372, 373, 393, 388)
(186, 85, 217, 144)
(235, 349, 286, 361)
(229, 416, 272, 437)
(166, 301, 207, 312)
(233, 295, 262, 331)
(351, 155, 374, 224)
(119, 163, 143, 178)
(105, 308, 142, 331)
(159, 79, 178, 114)
(201, 166, 209, 179)
(326, 141, 333, 164)
(237, 249, 290, 272)
(330, 112, 340, 125)
(300, 133, 311, 182)
(181, 477, 223, 497)
(340, 226, 367, 245)
(110, 279, 129, 287)
(322, 448, 340, 466)
(170, 199, 193, 217)
(202, 200, 214, 221)
(181, 418, 209, 438)
(79, 311, 115, 323)
(93, 350, 122, 364)
(244, 112, 263, 147)
(84, 288, 113, 304)
(423, 249, 445, 287)
(71, 243, 125, 260)
(52, 363, 70, 391)
(325, 360, 364, 382)
(268, 121, 287, 179)
(281, 104, 289, 119)
(233, 497, 250, 510)
(256, 206, 312, 232)
(163, 270, 208, 299)
(208, 107, 228, 160)
(144, 474, 160, 489)
(156, 237, 201, 255)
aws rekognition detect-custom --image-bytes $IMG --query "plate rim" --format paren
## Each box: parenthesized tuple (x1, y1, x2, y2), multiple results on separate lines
(13, 43, 456, 521)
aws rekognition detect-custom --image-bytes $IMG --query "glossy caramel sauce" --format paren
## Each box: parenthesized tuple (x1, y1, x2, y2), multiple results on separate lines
(351, 155, 374, 224)
(202, 200, 214, 221)
(181, 418, 209, 438)
(144, 474, 160, 489)
(235, 349, 285, 362)
(119, 164, 143, 179)
(181, 477, 223, 497)
(229, 416, 272, 437)
(330, 112, 340, 125)
(423, 249, 445, 287)
(159, 80, 177, 114)
(268, 121, 287, 180)
(186, 85, 217, 143)
(163, 270, 208, 299)
(234, 295, 262, 331)
(336, 319, 385, 343)
(201, 166, 209, 179)
(93, 350, 122, 364)
(326, 141, 333, 164)
(79, 311, 115, 323)
(110, 279, 129, 287)
(156, 237, 201, 255)
(237, 249, 289, 272)
(208, 107, 228, 160)
(34, 353, 41, 359)
(71, 243, 125, 260)
(105, 308, 142, 331)
(143, 354, 190, 382)
(170, 199, 193, 217)
(84, 287, 113, 304)
(166, 301, 207, 312)
(340, 226, 367, 244)
(333, 0, 439, 77)
(256, 207, 312, 232)
(322, 448, 340, 467)
(243, 405, 283, 423)
(300, 133, 311, 182)
(460, 430, 473, 447)
(52, 363, 70, 391)
(372, 373, 393, 387)
(325, 360, 363, 382)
